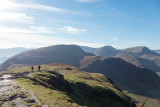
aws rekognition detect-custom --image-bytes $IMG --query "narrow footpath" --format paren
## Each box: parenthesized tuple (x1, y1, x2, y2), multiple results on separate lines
(0, 74, 42, 107)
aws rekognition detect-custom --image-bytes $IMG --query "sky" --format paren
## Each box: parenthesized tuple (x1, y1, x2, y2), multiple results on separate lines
(0, 0, 160, 49)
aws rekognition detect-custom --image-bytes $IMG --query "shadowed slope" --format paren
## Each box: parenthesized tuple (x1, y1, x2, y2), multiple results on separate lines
(114, 51, 143, 68)
(80, 56, 160, 98)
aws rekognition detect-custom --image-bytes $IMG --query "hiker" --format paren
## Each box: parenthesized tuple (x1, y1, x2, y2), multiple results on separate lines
(38, 65, 41, 72)
(31, 66, 34, 71)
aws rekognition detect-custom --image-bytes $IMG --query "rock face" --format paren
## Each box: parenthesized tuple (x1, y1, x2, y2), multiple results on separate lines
(0, 45, 94, 71)
(80, 56, 160, 98)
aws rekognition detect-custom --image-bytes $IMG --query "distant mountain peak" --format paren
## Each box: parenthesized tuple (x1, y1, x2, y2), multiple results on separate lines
(124, 46, 159, 56)
(94, 46, 120, 57)
(99, 45, 117, 49)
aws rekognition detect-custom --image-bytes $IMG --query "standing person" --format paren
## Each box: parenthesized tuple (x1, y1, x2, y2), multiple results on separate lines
(38, 65, 41, 72)
(31, 66, 34, 71)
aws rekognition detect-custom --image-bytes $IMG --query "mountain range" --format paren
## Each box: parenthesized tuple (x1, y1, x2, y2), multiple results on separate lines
(0, 47, 32, 64)
(1, 45, 160, 100)
(81, 46, 160, 72)
(0, 45, 93, 71)
(1, 44, 160, 107)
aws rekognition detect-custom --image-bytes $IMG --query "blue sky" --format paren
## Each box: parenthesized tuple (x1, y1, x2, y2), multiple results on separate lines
(0, 0, 160, 49)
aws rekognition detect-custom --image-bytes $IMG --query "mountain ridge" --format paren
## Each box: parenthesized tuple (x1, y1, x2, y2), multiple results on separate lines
(82, 45, 160, 72)
(0, 45, 94, 72)
(94, 46, 120, 57)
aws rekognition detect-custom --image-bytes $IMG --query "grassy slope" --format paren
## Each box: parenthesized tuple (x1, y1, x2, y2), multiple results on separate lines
(124, 91, 160, 107)
(157, 72, 160, 77)
(80, 56, 160, 107)
(80, 56, 160, 98)
(4, 64, 136, 107)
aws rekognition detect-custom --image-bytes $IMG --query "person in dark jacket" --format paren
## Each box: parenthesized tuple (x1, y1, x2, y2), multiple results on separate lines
(31, 66, 34, 71)
(38, 65, 41, 72)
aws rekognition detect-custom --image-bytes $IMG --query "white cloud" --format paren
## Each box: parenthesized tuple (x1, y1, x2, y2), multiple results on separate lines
(29, 26, 54, 34)
(18, 4, 72, 13)
(0, 25, 88, 35)
(60, 26, 87, 34)
(102, 8, 130, 18)
(0, 0, 77, 14)
(0, 0, 79, 24)
(0, 34, 63, 48)
(128, 41, 149, 45)
(0, 26, 54, 34)
(76, 0, 99, 3)
(0, 26, 101, 48)
(0, 0, 16, 10)
(74, 42, 105, 48)
(111, 37, 118, 42)
(0, 32, 104, 48)
(0, 12, 34, 24)
(0, 1, 97, 48)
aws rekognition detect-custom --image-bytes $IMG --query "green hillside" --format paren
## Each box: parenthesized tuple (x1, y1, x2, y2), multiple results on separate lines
(80, 56, 160, 99)
(2, 64, 136, 107)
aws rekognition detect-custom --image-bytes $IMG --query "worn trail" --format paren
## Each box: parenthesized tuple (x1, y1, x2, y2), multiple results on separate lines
(0, 74, 41, 107)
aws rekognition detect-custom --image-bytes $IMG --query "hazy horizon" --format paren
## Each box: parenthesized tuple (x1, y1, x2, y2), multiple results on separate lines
(0, 44, 160, 50)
